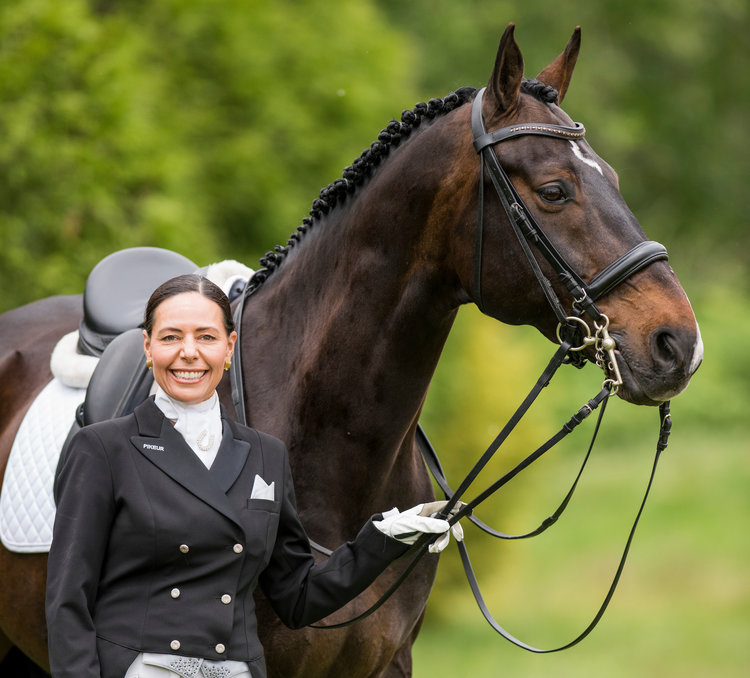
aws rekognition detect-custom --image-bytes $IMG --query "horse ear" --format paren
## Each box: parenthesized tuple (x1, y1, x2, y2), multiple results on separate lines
(536, 26, 581, 103)
(487, 23, 524, 114)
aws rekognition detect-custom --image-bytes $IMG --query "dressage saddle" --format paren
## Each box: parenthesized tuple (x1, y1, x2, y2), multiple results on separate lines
(56, 247, 198, 489)
(77, 247, 199, 357)
(78, 246, 199, 422)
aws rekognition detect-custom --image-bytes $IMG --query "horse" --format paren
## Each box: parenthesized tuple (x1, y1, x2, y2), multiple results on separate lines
(0, 25, 701, 677)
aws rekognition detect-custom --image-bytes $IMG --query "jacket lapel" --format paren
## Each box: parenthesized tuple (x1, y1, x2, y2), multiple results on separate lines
(209, 409, 251, 493)
(130, 398, 247, 527)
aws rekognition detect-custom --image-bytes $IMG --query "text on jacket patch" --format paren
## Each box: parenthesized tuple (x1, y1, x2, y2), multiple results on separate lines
(143, 444, 165, 451)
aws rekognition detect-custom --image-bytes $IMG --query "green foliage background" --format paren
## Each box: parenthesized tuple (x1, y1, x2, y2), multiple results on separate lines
(1, 1, 747, 676)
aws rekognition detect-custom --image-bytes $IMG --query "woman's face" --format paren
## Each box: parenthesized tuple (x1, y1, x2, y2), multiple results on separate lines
(143, 292, 237, 405)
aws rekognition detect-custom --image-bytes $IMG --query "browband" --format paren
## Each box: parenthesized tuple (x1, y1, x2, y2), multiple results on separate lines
(474, 121, 586, 153)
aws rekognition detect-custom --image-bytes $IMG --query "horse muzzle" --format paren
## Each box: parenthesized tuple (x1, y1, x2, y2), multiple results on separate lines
(613, 323, 703, 405)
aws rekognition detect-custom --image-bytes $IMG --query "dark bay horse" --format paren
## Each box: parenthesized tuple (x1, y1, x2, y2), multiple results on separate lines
(0, 26, 701, 677)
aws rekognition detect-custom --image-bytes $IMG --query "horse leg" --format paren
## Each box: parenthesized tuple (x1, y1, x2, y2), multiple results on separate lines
(0, 645, 50, 677)
(0, 630, 10, 661)
(0, 548, 50, 673)
(376, 612, 424, 678)
(0, 630, 48, 676)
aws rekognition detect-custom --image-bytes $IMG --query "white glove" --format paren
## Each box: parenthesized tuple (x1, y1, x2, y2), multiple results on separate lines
(374, 501, 464, 553)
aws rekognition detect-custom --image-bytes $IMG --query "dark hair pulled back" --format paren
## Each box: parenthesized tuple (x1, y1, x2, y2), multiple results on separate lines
(142, 274, 235, 337)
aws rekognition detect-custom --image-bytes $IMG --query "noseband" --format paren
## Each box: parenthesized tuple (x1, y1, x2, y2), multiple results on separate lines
(472, 86, 668, 388)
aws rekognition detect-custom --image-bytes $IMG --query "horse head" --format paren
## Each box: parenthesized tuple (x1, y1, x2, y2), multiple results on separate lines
(469, 24, 702, 405)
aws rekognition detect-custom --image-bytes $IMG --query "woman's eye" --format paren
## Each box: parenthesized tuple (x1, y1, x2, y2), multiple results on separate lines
(200, 334, 216, 342)
(537, 185, 567, 203)
(160, 335, 178, 342)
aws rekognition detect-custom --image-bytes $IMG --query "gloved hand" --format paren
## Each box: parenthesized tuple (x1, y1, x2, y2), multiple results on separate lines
(374, 500, 465, 553)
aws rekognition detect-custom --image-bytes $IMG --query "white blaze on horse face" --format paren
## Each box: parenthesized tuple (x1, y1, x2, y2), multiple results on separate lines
(569, 141, 604, 176)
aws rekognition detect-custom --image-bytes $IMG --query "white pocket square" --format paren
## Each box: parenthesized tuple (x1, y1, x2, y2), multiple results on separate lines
(251, 475, 275, 501)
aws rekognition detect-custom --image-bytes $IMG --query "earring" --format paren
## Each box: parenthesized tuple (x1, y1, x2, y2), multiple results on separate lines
(224, 359, 231, 371)
(146, 358, 153, 370)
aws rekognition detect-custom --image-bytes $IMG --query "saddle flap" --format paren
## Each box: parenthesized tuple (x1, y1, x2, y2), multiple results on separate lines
(83, 328, 154, 426)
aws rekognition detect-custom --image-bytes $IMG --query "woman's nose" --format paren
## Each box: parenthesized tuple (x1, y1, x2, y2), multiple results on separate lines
(180, 337, 198, 358)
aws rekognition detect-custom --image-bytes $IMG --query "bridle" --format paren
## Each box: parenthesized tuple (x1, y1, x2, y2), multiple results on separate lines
(472, 86, 668, 348)
(473, 85, 668, 397)
(230, 88, 675, 651)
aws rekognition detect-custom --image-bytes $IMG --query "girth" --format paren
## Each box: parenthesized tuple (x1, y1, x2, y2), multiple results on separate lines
(471, 86, 668, 324)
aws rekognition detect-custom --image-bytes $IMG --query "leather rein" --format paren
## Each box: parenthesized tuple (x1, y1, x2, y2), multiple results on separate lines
(228, 88, 674, 650)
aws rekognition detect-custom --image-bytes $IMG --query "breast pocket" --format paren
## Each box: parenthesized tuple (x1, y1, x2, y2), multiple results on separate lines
(242, 499, 281, 572)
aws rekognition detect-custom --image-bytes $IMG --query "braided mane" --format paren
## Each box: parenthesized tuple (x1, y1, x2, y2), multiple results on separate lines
(247, 79, 555, 292)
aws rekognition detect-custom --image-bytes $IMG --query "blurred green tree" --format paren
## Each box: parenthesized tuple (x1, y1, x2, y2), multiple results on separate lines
(0, 0, 414, 311)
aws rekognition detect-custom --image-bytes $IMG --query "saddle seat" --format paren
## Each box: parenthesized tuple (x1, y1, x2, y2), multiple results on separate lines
(77, 247, 199, 356)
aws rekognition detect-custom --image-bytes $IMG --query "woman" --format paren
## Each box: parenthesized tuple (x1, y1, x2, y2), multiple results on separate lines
(46, 274, 459, 678)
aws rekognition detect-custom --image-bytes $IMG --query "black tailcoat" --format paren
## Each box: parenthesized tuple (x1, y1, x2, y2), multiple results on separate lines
(46, 397, 406, 678)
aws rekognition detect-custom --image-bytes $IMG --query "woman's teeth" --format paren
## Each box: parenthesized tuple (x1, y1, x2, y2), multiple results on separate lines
(172, 370, 206, 382)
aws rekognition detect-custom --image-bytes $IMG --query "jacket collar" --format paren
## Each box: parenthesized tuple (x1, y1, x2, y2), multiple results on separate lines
(130, 397, 251, 524)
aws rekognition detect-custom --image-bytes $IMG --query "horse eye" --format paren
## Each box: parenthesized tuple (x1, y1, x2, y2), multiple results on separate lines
(537, 185, 567, 203)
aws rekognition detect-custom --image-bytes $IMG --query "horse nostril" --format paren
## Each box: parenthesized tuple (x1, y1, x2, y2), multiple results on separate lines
(650, 327, 687, 373)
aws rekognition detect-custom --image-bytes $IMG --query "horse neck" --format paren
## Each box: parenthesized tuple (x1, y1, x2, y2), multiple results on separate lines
(240, 111, 474, 506)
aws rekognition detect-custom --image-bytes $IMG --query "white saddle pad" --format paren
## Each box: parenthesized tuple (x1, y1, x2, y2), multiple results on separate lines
(0, 379, 85, 553)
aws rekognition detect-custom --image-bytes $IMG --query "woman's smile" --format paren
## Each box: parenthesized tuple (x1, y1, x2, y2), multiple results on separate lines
(170, 369, 208, 383)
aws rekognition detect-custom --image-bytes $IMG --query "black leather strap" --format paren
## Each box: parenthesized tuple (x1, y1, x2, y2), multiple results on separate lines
(454, 402, 672, 652)
(450, 387, 609, 525)
(587, 240, 669, 301)
(230, 287, 250, 425)
(309, 345, 617, 632)
(474, 121, 585, 153)
(441, 342, 572, 514)
(419, 389, 608, 541)
(472, 87, 595, 321)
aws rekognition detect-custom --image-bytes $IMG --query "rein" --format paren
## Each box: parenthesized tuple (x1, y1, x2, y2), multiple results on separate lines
(419, 397, 672, 652)
(228, 89, 675, 648)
